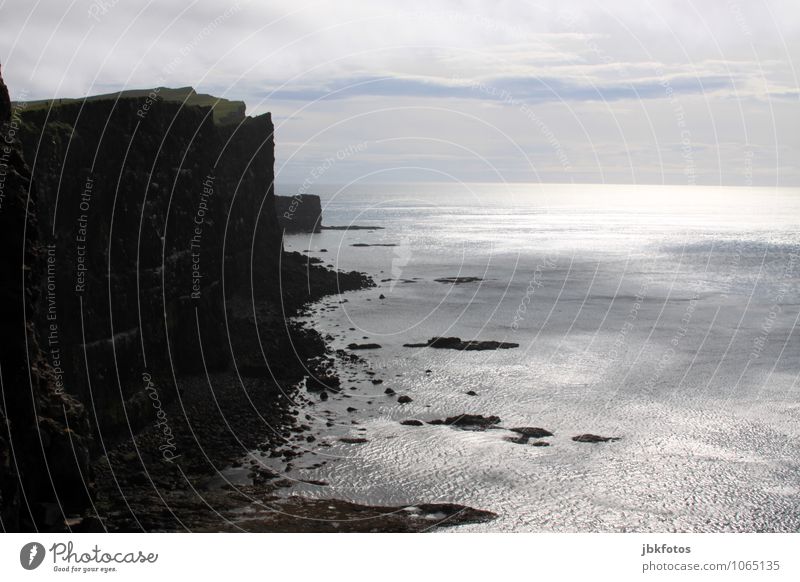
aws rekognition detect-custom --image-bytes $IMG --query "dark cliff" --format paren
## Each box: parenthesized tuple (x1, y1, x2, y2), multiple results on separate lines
(1, 71, 370, 531)
(15, 88, 281, 428)
(1, 67, 92, 530)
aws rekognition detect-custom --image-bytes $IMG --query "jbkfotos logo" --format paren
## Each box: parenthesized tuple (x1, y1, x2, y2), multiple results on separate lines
(18, 541, 159, 573)
(20, 542, 46, 570)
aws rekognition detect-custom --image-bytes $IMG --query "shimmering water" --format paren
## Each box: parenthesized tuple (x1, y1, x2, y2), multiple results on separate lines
(278, 183, 800, 532)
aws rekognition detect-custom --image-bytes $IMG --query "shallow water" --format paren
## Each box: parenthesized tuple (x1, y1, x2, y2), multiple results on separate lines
(275, 183, 800, 532)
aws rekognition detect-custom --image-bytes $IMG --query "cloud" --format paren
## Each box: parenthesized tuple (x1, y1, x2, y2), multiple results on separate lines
(0, 0, 797, 185)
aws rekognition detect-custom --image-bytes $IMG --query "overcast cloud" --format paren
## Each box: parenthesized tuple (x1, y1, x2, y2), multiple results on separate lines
(1, 0, 797, 186)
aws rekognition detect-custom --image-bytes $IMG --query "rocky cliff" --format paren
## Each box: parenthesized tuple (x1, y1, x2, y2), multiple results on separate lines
(1, 71, 370, 531)
(0, 67, 92, 531)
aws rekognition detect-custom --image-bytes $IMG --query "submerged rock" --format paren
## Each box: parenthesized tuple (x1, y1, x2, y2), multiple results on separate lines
(403, 337, 519, 351)
(510, 427, 553, 438)
(434, 277, 483, 284)
(572, 434, 621, 443)
(428, 414, 501, 429)
(347, 343, 382, 350)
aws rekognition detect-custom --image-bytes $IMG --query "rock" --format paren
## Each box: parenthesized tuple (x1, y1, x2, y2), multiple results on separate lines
(347, 343, 382, 350)
(339, 437, 368, 444)
(384, 388, 396, 395)
(322, 225, 385, 231)
(434, 277, 482, 284)
(403, 337, 519, 351)
(572, 434, 621, 443)
(397, 395, 413, 404)
(530, 441, 550, 447)
(307, 374, 341, 392)
(379, 294, 385, 299)
(510, 427, 553, 438)
(428, 414, 501, 429)
(371, 379, 383, 385)
(465, 390, 477, 396)
(400, 420, 424, 426)
(346, 407, 358, 413)
(351, 243, 397, 247)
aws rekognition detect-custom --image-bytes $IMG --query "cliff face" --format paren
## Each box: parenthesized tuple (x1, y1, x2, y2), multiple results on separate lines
(1, 75, 285, 529)
(2, 70, 373, 531)
(1, 68, 92, 531)
(17, 92, 282, 427)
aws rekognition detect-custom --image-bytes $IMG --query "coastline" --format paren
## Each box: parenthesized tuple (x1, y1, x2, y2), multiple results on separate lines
(89, 252, 496, 532)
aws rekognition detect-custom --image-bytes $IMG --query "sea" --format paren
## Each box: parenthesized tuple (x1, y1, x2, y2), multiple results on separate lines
(270, 182, 800, 532)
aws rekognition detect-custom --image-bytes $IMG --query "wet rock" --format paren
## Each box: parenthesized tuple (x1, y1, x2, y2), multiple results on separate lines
(434, 277, 483, 284)
(403, 337, 519, 351)
(572, 434, 621, 443)
(428, 414, 500, 429)
(347, 343, 382, 350)
(510, 427, 553, 438)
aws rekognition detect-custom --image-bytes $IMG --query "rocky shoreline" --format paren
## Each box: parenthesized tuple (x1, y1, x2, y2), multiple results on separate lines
(87, 255, 497, 532)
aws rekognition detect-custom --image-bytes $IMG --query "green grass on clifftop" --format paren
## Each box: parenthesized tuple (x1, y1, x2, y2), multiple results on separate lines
(15, 86, 246, 125)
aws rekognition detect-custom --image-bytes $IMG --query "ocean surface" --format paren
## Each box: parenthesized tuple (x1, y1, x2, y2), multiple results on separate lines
(273, 183, 800, 532)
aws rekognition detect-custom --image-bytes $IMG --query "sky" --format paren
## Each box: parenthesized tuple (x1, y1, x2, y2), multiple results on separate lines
(1, 0, 798, 187)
